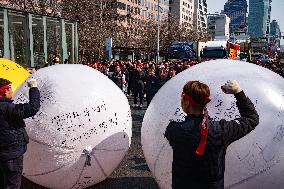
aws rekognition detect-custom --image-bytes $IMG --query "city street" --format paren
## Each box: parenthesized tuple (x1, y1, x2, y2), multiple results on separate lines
(0, 0, 283, 188)
(22, 96, 159, 189)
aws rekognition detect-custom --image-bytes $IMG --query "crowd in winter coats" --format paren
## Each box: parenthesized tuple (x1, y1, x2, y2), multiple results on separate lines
(83, 58, 284, 107)
(254, 59, 284, 77)
(83, 60, 198, 107)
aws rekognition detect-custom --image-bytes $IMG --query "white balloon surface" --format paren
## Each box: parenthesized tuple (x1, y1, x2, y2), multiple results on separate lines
(14, 65, 132, 189)
(141, 60, 284, 189)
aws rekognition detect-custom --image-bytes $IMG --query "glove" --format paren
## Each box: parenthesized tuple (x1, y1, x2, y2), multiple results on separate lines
(27, 79, 38, 88)
(221, 80, 242, 94)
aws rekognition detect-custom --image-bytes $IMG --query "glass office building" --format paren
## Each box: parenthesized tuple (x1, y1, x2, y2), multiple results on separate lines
(223, 0, 247, 34)
(270, 20, 281, 37)
(270, 19, 281, 48)
(0, 7, 78, 68)
(248, 0, 271, 38)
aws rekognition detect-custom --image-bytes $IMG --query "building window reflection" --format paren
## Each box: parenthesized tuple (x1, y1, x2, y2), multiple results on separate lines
(0, 7, 78, 67)
(32, 15, 45, 67)
(65, 22, 73, 64)
(47, 18, 61, 64)
(8, 11, 27, 67)
(0, 10, 4, 57)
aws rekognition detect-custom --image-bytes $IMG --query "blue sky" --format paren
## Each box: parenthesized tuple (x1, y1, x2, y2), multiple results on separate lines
(207, 0, 284, 44)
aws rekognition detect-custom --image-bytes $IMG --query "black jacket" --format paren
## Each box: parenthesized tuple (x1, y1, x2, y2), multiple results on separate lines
(133, 70, 145, 91)
(145, 75, 160, 97)
(165, 91, 259, 189)
(127, 68, 135, 88)
(112, 71, 125, 89)
(0, 87, 40, 161)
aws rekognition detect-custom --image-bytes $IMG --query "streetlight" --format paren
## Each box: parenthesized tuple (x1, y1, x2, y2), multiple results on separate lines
(157, 0, 161, 63)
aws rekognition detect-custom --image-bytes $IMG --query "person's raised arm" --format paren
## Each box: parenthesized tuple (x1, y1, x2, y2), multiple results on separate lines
(220, 80, 259, 147)
(7, 79, 40, 119)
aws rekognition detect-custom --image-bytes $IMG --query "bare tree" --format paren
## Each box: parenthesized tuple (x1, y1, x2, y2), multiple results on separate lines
(1, 0, 209, 61)
(2, 0, 62, 16)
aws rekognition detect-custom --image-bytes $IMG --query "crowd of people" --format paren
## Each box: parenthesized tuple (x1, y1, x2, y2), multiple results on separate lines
(26, 56, 284, 108)
(83, 59, 198, 107)
(254, 58, 284, 77)
(1, 55, 282, 189)
(81, 58, 284, 107)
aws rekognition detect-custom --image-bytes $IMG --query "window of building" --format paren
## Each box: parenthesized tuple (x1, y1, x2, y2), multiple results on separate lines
(65, 22, 74, 64)
(208, 25, 215, 30)
(0, 10, 4, 58)
(32, 16, 45, 67)
(8, 11, 27, 67)
(117, 2, 126, 10)
(0, 8, 78, 67)
(47, 18, 61, 65)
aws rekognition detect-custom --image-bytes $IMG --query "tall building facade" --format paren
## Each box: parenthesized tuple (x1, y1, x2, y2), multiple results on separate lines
(116, 0, 169, 25)
(248, 0, 271, 38)
(270, 20, 281, 37)
(223, 0, 247, 34)
(266, 0, 272, 35)
(169, 0, 195, 27)
(207, 14, 230, 40)
(193, 0, 208, 30)
(270, 20, 281, 49)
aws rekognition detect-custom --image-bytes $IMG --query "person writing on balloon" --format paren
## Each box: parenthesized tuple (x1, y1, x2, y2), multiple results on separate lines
(165, 80, 259, 189)
(0, 78, 40, 189)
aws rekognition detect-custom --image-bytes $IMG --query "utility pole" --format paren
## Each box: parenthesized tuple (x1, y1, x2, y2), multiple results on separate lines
(99, 0, 103, 59)
(157, 0, 160, 63)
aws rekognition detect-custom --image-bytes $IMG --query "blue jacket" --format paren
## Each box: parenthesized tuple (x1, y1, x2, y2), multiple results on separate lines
(0, 87, 40, 161)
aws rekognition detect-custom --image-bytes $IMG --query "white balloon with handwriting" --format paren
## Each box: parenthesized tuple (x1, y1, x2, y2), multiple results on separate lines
(14, 65, 132, 189)
(142, 60, 284, 189)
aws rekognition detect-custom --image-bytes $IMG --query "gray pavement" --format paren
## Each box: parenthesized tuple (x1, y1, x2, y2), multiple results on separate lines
(21, 96, 159, 189)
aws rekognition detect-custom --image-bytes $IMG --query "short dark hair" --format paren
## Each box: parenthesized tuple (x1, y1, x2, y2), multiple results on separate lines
(183, 81, 210, 107)
(0, 78, 11, 88)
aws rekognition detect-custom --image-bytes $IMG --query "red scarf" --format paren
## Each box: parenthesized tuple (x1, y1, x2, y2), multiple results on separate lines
(183, 93, 210, 156)
(195, 107, 209, 156)
(0, 84, 12, 97)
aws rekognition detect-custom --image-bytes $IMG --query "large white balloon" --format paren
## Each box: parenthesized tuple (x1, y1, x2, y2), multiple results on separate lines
(141, 60, 284, 189)
(13, 65, 132, 189)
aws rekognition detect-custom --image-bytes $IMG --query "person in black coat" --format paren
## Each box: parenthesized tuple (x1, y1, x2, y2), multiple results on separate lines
(111, 65, 125, 90)
(127, 64, 135, 96)
(158, 68, 168, 90)
(165, 80, 259, 189)
(145, 68, 160, 107)
(0, 78, 40, 189)
(132, 66, 145, 108)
